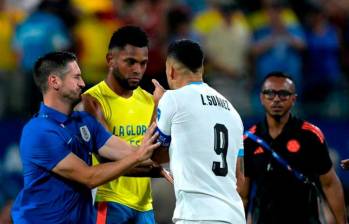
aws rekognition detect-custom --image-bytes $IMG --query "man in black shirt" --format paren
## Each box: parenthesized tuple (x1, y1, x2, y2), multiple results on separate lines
(241, 71, 347, 224)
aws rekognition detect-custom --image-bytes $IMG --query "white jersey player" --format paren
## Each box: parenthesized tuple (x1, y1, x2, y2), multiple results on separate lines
(152, 39, 246, 224)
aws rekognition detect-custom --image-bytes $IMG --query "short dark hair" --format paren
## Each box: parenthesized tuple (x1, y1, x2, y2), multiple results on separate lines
(108, 25, 148, 50)
(261, 71, 295, 91)
(34, 51, 77, 93)
(167, 39, 204, 73)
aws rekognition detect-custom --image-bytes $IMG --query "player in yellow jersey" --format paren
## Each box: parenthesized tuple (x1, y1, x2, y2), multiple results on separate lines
(82, 26, 162, 224)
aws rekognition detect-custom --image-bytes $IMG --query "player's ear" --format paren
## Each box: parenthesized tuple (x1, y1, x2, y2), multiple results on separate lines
(106, 52, 112, 63)
(170, 66, 175, 80)
(259, 92, 265, 105)
(106, 51, 116, 67)
(291, 93, 297, 106)
(48, 74, 61, 90)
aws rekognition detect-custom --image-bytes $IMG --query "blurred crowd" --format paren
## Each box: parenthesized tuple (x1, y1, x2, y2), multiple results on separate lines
(1, 0, 349, 222)
(0, 0, 349, 120)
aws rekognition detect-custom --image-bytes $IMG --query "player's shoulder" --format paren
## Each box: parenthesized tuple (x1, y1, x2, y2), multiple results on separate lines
(173, 82, 204, 97)
(300, 120, 325, 143)
(135, 87, 154, 103)
(83, 81, 116, 102)
(82, 82, 111, 112)
(157, 90, 178, 111)
(243, 124, 258, 140)
(247, 124, 258, 134)
(163, 89, 182, 105)
(24, 114, 57, 132)
(21, 116, 62, 144)
(73, 110, 96, 123)
(84, 81, 104, 95)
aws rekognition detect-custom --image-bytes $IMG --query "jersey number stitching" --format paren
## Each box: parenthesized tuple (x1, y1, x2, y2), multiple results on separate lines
(212, 123, 228, 176)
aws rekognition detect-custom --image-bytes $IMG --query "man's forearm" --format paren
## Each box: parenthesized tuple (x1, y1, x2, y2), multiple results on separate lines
(321, 170, 347, 224)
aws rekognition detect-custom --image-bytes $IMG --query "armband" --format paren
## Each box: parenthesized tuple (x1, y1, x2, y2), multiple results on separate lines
(155, 127, 171, 147)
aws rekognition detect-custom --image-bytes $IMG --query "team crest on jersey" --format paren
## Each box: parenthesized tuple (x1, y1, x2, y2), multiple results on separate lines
(287, 139, 300, 153)
(80, 125, 91, 142)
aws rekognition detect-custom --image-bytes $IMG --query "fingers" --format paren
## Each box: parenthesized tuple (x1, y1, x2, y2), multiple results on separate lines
(144, 122, 157, 139)
(142, 123, 160, 150)
(340, 159, 349, 170)
(160, 167, 174, 184)
(139, 122, 161, 162)
(152, 79, 166, 92)
(149, 131, 159, 144)
(152, 79, 166, 103)
(148, 142, 161, 151)
(140, 159, 155, 167)
(148, 122, 157, 133)
(144, 130, 160, 149)
(152, 79, 161, 88)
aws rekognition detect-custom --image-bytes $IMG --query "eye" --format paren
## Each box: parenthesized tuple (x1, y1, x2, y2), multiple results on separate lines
(261, 89, 275, 97)
(74, 74, 82, 80)
(125, 59, 136, 66)
(140, 60, 148, 67)
(278, 90, 292, 97)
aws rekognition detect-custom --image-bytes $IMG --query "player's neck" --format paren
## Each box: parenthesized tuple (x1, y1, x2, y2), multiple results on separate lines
(43, 93, 74, 115)
(181, 76, 203, 87)
(105, 75, 133, 98)
(266, 113, 290, 138)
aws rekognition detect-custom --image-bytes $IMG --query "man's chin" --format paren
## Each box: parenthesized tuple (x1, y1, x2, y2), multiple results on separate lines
(127, 83, 139, 90)
(270, 108, 283, 114)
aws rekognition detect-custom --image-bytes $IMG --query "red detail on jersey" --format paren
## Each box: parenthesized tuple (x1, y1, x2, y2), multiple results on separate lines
(287, 139, 300, 153)
(96, 202, 107, 224)
(244, 125, 257, 140)
(302, 122, 325, 143)
(254, 146, 264, 155)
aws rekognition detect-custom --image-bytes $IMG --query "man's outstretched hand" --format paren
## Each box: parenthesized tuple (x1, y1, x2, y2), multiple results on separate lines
(152, 79, 166, 105)
(341, 159, 349, 170)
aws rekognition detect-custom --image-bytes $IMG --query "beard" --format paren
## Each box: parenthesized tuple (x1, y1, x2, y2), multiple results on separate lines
(112, 67, 140, 90)
(62, 89, 82, 107)
(70, 95, 82, 107)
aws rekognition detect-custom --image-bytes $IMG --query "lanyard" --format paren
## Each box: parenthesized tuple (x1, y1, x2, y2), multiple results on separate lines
(245, 131, 312, 185)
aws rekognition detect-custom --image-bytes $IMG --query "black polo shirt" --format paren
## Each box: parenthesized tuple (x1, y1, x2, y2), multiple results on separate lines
(244, 115, 332, 224)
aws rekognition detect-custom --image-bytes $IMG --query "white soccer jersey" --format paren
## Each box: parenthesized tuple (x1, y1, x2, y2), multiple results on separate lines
(156, 82, 245, 223)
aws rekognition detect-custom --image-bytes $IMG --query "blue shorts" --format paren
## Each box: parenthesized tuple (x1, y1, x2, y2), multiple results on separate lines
(95, 201, 156, 224)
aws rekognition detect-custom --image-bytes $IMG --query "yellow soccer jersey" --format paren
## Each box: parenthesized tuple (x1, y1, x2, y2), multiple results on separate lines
(84, 81, 155, 211)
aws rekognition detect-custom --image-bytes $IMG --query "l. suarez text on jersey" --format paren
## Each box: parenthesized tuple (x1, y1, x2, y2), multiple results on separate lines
(200, 94, 230, 111)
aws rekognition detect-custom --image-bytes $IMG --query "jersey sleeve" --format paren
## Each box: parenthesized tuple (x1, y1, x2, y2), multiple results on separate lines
(237, 149, 244, 158)
(302, 128, 332, 175)
(237, 120, 244, 157)
(156, 92, 176, 147)
(243, 139, 253, 177)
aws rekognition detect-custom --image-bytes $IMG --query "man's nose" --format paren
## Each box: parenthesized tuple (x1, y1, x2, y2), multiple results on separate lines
(79, 79, 86, 88)
(273, 94, 281, 101)
(133, 63, 142, 74)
